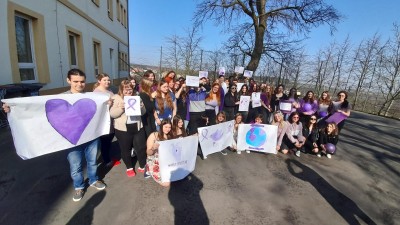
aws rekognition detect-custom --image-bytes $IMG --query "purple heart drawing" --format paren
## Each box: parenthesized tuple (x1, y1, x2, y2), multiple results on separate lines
(45, 98, 97, 145)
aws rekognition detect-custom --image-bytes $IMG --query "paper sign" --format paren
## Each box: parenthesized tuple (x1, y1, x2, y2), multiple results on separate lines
(198, 120, 234, 158)
(251, 92, 261, 108)
(239, 96, 250, 111)
(237, 124, 277, 153)
(243, 70, 253, 77)
(124, 96, 141, 116)
(158, 135, 198, 182)
(236, 83, 245, 93)
(235, 66, 245, 74)
(218, 67, 226, 76)
(279, 100, 292, 114)
(185, 75, 200, 87)
(199, 71, 208, 79)
(325, 112, 348, 124)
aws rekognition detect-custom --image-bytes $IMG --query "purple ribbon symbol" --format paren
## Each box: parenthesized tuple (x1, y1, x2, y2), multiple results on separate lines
(200, 129, 208, 142)
(127, 98, 137, 110)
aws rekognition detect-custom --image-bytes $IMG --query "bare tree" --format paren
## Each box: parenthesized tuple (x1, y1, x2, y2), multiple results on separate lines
(182, 26, 203, 75)
(163, 34, 182, 72)
(377, 24, 400, 116)
(194, 0, 341, 72)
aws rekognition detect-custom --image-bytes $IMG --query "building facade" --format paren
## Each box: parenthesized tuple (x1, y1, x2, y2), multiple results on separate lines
(0, 0, 129, 94)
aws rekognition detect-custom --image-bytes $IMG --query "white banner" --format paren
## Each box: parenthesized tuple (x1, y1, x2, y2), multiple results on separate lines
(199, 71, 208, 79)
(198, 120, 234, 158)
(185, 75, 200, 87)
(2, 93, 110, 159)
(124, 96, 141, 116)
(234, 66, 244, 74)
(237, 124, 278, 154)
(158, 135, 199, 182)
(243, 70, 253, 77)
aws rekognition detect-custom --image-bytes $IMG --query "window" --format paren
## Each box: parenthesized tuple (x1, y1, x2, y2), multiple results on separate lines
(15, 14, 37, 82)
(123, 8, 127, 27)
(120, 4, 123, 24)
(107, 0, 113, 20)
(8, 2, 50, 83)
(93, 41, 102, 75)
(119, 51, 128, 72)
(66, 27, 85, 71)
(116, 0, 120, 21)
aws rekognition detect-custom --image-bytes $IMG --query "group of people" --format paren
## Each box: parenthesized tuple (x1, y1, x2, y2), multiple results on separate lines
(2, 68, 352, 202)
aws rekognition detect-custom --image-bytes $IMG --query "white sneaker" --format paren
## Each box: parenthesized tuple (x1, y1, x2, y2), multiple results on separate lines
(295, 150, 301, 157)
(326, 153, 332, 159)
(246, 150, 250, 153)
(237, 150, 241, 154)
(317, 153, 321, 158)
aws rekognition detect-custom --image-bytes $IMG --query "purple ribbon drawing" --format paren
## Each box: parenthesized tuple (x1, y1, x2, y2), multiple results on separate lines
(200, 129, 208, 142)
(127, 98, 137, 110)
(45, 98, 96, 145)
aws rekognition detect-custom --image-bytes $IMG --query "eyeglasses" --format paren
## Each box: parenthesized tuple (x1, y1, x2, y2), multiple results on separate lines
(231, 87, 237, 90)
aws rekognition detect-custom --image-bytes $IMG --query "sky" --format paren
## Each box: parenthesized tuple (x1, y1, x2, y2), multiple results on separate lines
(128, 0, 400, 66)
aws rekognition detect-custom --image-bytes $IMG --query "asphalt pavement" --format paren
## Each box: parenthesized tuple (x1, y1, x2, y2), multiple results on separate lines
(0, 111, 399, 225)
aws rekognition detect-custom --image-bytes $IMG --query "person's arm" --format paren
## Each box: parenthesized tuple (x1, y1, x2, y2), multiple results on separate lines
(172, 100, 177, 118)
(154, 110, 161, 125)
(277, 122, 287, 148)
(146, 133, 160, 155)
(175, 84, 186, 99)
(109, 96, 124, 119)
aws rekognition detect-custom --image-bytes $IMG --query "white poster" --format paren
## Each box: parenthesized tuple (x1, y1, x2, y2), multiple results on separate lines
(199, 71, 208, 79)
(239, 96, 250, 112)
(185, 75, 200, 87)
(251, 92, 262, 108)
(237, 124, 277, 154)
(198, 120, 234, 158)
(236, 83, 245, 93)
(243, 70, 254, 77)
(124, 96, 141, 116)
(158, 135, 199, 182)
(218, 67, 226, 76)
(2, 93, 110, 159)
(234, 66, 244, 74)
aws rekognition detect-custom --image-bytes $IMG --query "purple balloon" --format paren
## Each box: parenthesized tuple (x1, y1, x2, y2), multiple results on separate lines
(325, 143, 336, 154)
(319, 111, 328, 117)
(302, 103, 312, 112)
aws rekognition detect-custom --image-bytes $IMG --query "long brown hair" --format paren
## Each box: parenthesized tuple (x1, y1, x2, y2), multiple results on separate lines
(155, 79, 174, 114)
(93, 73, 110, 90)
(205, 82, 221, 105)
(158, 120, 173, 141)
(318, 91, 331, 105)
(117, 80, 134, 97)
(172, 115, 186, 137)
(140, 78, 153, 97)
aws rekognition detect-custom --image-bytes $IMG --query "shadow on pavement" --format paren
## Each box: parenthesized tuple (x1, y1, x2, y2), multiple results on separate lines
(168, 171, 209, 225)
(286, 159, 377, 225)
(66, 191, 106, 225)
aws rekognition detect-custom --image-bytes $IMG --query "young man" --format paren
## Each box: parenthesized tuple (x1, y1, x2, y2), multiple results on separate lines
(2, 68, 106, 202)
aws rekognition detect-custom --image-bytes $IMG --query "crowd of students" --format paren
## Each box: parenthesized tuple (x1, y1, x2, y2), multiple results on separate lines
(1, 68, 352, 201)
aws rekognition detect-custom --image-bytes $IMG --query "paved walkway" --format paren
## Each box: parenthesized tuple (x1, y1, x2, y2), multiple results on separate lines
(0, 111, 399, 225)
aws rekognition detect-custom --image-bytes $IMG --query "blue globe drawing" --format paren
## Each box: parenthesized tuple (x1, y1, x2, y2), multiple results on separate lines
(246, 127, 267, 147)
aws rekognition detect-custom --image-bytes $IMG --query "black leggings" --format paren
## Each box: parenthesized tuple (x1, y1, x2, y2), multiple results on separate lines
(114, 123, 147, 169)
(99, 133, 114, 163)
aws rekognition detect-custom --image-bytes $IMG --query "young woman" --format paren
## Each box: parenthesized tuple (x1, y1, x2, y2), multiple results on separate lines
(318, 122, 339, 159)
(110, 80, 147, 177)
(271, 84, 287, 112)
(247, 83, 261, 123)
(205, 82, 221, 126)
(146, 120, 173, 187)
(271, 111, 289, 154)
(215, 112, 228, 155)
(174, 80, 187, 122)
(139, 78, 157, 139)
(154, 79, 177, 130)
(261, 84, 273, 124)
(282, 87, 300, 120)
(282, 112, 305, 157)
(298, 91, 318, 123)
(129, 77, 139, 94)
(328, 91, 351, 132)
(224, 84, 239, 121)
(237, 84, 250, 122)
(143, 70, 158, 92)
(93, 73, 119, 167)
(232, 113, 244, 154)
(302, 115, 320, 155)
(172, 115, 187, 138)
(317, 91, 332, 119)
(164, 70, 176, 81)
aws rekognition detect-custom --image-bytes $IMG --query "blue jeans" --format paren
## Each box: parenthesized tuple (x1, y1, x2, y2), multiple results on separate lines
(67, 138, 99, 190)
